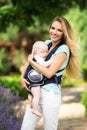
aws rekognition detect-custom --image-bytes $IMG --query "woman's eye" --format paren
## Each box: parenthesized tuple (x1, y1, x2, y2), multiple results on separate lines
(57, 29, 63, 32)
(51, 26, 63, 32)
(51, 27, 55, 30)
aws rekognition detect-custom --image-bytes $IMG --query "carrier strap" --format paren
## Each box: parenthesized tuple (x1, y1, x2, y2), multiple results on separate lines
(43, 41, 65, 85)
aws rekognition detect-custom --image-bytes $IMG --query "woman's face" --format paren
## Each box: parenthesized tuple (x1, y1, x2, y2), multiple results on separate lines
(49, 21, 63, 43)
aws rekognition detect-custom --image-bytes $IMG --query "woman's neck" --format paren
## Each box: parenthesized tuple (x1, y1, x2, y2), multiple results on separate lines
(48, 40, 61, 53)
(52, 40, 61, 47)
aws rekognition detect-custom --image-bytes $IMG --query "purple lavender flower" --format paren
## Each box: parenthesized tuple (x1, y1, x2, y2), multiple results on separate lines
(0, 85, 24, 130)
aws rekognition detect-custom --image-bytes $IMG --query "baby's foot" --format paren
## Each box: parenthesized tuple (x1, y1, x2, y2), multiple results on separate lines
(32, 110, 43, 117)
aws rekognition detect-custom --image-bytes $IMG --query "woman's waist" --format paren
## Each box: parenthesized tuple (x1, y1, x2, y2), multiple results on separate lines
(41, 83, 61, 94)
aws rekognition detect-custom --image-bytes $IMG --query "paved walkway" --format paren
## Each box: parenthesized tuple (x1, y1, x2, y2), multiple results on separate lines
(35, 84, 87, 130)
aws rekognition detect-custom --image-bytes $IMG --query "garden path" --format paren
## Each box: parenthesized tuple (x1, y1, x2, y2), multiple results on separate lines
(35, 84, 87, 130)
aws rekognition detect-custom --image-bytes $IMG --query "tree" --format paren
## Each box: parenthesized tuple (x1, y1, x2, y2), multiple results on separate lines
(0, 0, 87, 31)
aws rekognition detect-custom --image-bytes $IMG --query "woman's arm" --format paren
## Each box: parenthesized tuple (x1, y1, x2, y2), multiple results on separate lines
(28, 52, 67, 79)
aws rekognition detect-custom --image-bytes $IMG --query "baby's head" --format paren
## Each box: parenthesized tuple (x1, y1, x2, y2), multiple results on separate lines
(32, 41, 48, 59)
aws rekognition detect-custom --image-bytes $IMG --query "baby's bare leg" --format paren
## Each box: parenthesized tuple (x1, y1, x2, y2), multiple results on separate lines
(31, 86, 42, 117)
(28, 94, 33, 108)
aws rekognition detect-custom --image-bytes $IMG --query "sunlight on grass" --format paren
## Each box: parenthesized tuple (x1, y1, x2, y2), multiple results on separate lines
(0, 74, 20, 82)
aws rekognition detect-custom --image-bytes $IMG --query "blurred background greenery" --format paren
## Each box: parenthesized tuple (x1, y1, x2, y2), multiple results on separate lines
(0, 0, 87, 99)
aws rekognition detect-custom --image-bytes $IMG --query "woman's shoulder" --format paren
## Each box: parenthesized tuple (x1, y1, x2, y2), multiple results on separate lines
(60, 44, 69, 48)
(60, 44, 69, 50)
(55, 44, 70, 54)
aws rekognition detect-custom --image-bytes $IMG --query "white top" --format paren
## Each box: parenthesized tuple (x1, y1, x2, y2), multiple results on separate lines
(34, 55, 52, 67)
(41, 40, 70, 94)
(34, 55, 45, 64)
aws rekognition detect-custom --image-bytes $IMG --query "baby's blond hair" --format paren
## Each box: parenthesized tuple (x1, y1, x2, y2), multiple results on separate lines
(32, 41, 48, 52)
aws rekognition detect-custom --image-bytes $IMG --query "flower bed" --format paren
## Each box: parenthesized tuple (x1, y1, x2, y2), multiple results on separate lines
(0, 83, 23, 130)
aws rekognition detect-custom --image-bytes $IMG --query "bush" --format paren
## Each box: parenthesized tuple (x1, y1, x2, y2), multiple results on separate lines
(0, 74, 28, 99)
(61, 72, 83, 88)
(81, 90, 87, 116)
(0, 84, 24, 130)
(0, 48, 13, 74)
(82, 64, 87, 82)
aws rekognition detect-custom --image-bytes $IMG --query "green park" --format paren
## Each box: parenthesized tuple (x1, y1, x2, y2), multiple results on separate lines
(0, 0, 87, 129)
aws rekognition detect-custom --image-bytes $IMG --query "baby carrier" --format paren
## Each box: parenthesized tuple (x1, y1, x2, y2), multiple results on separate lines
(24, 58, 44, 88)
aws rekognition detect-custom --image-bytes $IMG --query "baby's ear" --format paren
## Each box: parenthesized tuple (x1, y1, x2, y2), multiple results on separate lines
(32, 50, 36, 55)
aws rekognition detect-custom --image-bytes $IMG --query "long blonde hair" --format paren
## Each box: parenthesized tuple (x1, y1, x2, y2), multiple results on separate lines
(51, 16, 81, 78)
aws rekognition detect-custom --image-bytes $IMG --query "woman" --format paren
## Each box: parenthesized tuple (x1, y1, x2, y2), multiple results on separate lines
(21, 16, 81, 130)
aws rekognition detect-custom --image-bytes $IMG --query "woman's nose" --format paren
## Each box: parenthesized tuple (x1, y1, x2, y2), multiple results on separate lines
(53, 29, 57, 34)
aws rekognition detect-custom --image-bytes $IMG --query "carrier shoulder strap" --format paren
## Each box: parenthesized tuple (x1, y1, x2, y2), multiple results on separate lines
(46, 41, 65, 73)
(45, 41, 64, 61)
(43, 41, 65, 85)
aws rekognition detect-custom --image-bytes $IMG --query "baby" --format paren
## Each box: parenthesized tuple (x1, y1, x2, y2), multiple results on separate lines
(24, 41, 53, 117)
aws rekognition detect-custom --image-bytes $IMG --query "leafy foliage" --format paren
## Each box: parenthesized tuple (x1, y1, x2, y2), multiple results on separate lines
(81, 90, 87, 116)
(82, 65, 87, 82)
(0, 24, 19, 41)
(0, 74, 28, 99)
(0, 48, 13, 74)
(0, 0, 87, 31)
(64, 6, 87, 64)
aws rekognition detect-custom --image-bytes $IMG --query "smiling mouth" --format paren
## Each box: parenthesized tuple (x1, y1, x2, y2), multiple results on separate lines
(51, 34, 55, 37)
(51, 36, 57, 39)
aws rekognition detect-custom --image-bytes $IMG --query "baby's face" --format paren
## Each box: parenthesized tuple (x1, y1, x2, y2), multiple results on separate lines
(36, 46, 48, 59)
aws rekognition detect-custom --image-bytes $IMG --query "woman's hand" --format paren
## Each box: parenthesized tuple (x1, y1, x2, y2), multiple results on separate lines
(28, 54, 33, 63)
(20, 77, 31, 92)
